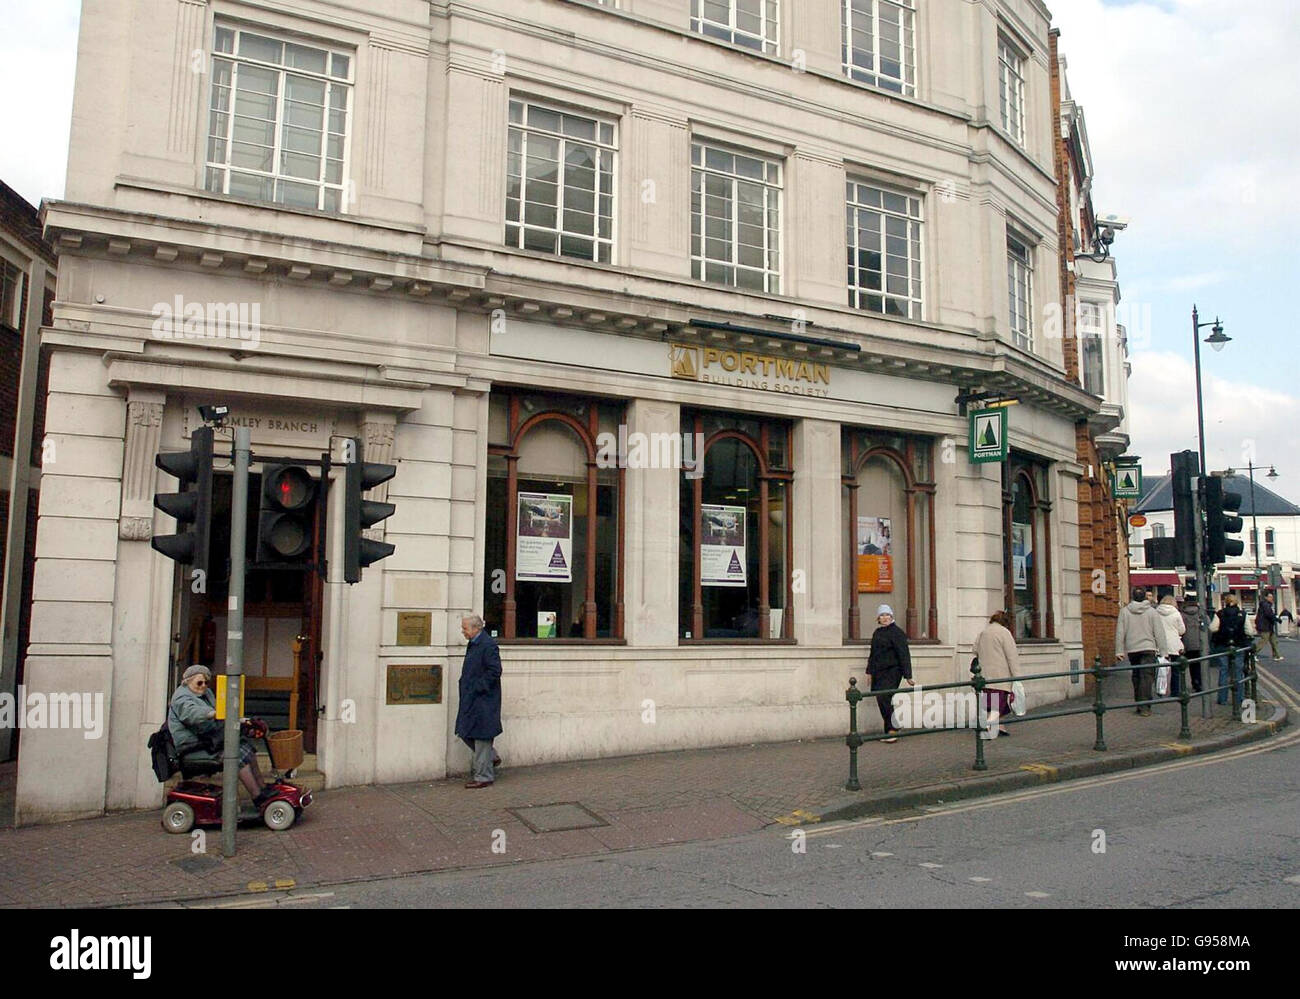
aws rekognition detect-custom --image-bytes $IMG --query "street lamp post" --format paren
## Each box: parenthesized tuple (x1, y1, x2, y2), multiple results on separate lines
(1225, 461, 1279, 595)
(1191, 305, 1229, 718)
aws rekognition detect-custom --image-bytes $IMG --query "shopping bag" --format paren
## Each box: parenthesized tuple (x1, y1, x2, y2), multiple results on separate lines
(1155, 664, 1171, 697)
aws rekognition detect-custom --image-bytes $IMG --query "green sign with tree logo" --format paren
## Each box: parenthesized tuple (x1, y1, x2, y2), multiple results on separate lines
(969, 407, 1008, 464)
(1114, 462, 1142, 499)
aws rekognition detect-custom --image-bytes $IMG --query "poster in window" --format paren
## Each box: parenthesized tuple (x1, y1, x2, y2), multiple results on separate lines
(516, 492, 573, 583)
(701, 504, 747, 587)
(1012, 523, 1029, 591)
(856, 516, 894, 593)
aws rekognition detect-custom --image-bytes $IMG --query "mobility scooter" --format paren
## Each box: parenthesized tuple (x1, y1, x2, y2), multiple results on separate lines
(156, 718, 313, 833)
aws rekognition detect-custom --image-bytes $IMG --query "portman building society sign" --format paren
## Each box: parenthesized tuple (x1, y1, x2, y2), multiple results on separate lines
(670, 344, 831, 398)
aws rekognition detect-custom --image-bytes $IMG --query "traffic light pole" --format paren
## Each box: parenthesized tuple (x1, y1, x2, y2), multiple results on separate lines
(222, 427, 251, 857)
(1192, 479, 1209, 719)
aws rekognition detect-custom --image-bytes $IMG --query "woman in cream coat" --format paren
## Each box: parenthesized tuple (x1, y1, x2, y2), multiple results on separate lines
(973, 610, 1019, 734)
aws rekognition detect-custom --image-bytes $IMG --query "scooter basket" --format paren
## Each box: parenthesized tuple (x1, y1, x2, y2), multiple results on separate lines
(266, 729, 304, 771)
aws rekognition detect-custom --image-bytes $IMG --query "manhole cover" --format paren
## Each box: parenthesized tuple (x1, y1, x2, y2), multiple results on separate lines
(171, 854, 222, 875)
(508, 802, 608, 833)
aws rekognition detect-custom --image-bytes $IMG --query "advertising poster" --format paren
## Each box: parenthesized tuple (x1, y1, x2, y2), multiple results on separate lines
(1012, 523, 1029, 591)
(516, 492, 573, 582)
(856, 516, 894, 593)
(701, 504, 747, 587)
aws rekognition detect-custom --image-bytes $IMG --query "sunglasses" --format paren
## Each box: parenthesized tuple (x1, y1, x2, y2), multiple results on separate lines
(192, 679, 207, 687)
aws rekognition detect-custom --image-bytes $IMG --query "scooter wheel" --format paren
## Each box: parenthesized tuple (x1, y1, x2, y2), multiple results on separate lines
(162, 801, 195, 834)
(262, 799, 296, 831)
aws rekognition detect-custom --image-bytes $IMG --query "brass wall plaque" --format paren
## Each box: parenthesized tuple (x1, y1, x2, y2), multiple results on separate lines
(396, 611, 433, 647)
(387, 664, 442, 705)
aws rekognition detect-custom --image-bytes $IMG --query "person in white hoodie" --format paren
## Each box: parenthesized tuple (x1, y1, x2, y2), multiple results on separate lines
(1115, 586, 1170, 716)
(1156, 594, 1187, 696)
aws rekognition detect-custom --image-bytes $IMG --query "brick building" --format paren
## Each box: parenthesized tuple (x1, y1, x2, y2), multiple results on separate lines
(1049, 33, 1132, 672)
(1, 178, 56, 762)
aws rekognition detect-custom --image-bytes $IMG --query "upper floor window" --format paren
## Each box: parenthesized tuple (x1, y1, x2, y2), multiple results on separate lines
(0, 260, 22, 330)
(1007, 229, 1033, 351)
(842, 0, 916, 95)
(846, 180, 923, 319)
(998, 33, 1027, 146)
(1079, 302, 1105, 395)
(1266, 528, 1276, 558)
(691, 143, 782, 294)
(205, 25, 353, 212)
(692, 0, 780, 55)
(506, 100, 616, 263)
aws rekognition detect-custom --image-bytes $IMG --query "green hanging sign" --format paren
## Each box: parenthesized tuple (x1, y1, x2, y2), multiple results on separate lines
(1114, 462, 1142, 499)
(969, 407, 1008, 464)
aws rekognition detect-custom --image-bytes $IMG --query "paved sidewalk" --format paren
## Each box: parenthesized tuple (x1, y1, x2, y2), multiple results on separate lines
(0, 683, 1285, 909)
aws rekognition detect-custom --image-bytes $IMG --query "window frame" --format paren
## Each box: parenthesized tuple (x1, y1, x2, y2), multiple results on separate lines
(505, 98, 619, 264)
(1266, 528, 1276, 558)
(1007, 228, 1034, 352)
(1003, 459, 1055, 642)
(841, 0, 917, 96)
(1078, 301, 1105, 395)
(0, 259, 23, 331)
(204, 23, 355, 214)
(485, 390, 626, 643)
(691, 0, 781, 56)
(846, 178, 924, 320)
(842, 428, 938, 643)
(680, 412, 794, 644)
(691, 141, 783, 295)
(997, 32, 1027, 146)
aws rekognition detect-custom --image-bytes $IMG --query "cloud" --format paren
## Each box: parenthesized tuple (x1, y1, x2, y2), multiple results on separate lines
(1052, 0, 1300, 252)
(0, 1, 80, 205)
(1128, 350, 1300, 502)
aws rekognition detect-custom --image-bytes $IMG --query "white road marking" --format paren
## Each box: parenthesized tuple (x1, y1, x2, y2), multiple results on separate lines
(918, 862, 943, 869)
(969, 876, 993, 883)
(871, 851, 894, 858)
(1284, 875, 1300, 886)
(1025, 891, 1051, 899)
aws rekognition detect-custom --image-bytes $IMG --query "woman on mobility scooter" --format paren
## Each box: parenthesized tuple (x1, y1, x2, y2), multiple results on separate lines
(168, 664, 276, 807)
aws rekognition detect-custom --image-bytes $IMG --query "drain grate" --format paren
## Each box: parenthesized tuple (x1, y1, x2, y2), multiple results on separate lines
(508, 802, 608, 834)
(171, 854, 222, 875)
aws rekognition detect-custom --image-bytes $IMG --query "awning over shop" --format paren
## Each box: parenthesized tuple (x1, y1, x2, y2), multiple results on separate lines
(1223, 573, 1259, 589)
(1130, 571, 1179, 587)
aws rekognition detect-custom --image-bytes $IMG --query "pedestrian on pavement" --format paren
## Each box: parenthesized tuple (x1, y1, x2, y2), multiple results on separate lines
(456, 613, 503, 788)
(867, 604, 913, 743)
(1180, 595, 1204, 693)
(1156, 595, 1186, 696)
(1115, 586, 1169, 716)
(1211, 594, 1248, 706)
(1254, 591, 1282, 661)
(973, 610, 1019, 734)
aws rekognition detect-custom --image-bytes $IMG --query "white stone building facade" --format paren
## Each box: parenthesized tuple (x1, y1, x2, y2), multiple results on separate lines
(21, 0, 1100, 822)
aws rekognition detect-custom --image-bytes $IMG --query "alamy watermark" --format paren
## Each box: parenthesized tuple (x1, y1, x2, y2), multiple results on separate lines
(0, 687, 104, 739)
(594, 425, 706, 479)
(890, 682, 1026, 738)
(151, 295, 261, 349)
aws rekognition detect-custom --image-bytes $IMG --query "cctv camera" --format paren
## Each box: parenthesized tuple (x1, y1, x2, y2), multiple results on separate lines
(1096, 213, 1129, 231)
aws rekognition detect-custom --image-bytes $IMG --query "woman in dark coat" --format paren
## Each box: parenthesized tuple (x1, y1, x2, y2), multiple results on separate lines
(867, 604, 913, 743)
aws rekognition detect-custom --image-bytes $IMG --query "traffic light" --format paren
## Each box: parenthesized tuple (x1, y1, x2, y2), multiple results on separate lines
(152, 426, 214, 580)
(1202, 474, 1244, 566)
(257, 464, 317, 564)
(1170, 450, 1199, 568)
(343, 437, 396, 583)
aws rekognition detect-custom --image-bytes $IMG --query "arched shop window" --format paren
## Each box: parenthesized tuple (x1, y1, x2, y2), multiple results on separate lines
(679, 412, 792, 641)
(842, 429, 936, 641)
(484, 391, 624, 640)
(1003, 459, 1054, 641)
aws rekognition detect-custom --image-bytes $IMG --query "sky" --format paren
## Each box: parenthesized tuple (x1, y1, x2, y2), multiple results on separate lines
(2, 0, 1297, 497)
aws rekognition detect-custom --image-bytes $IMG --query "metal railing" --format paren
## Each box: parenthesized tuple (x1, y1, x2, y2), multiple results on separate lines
(843, 646, 1258, 790)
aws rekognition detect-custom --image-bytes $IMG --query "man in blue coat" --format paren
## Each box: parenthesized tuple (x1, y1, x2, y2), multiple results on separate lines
(455, 613, 502, 788)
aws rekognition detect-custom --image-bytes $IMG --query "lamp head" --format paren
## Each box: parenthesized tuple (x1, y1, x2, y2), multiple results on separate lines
(1205, 320, 1230, 352)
